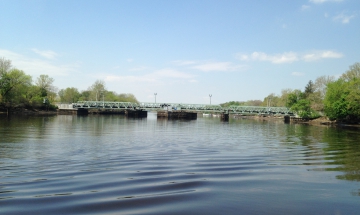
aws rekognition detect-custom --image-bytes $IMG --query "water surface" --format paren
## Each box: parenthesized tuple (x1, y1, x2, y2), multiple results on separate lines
(1, 113, 360, 214)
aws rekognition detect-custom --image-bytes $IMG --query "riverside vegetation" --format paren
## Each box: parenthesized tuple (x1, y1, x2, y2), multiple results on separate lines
(221, 62, 360, 124)
(0, 57, 138, 114)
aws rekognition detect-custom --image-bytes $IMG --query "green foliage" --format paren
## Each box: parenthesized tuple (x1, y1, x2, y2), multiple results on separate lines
(0, 57, 140, 110)
(220, 100, 263, 107)
(290, 99, 314, 118)
(324, 77, 360, 120)
(59, 87, 81, 103)
(220, 101, 246, 107)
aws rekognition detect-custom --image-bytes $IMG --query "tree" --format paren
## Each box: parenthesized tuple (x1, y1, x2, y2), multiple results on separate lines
(59, 87, 80, 103)
(117, 93, 139, 103)
(340, 62, 360, 82)
(314, 75, 336, 100)
(291, 99, 311, 118)
(324, 79, 350, 120)
(79, 90, 91, 101)
(0, 69, 32, 104)
(346, 78, 360, 117)
(35, 74, 55, 97)
(304, 80, 315, 98)
(286, 89, 303, 108)
(307, 75, 336, 112)
(88, 80, 106, 101)
(0, 57, 12, 75)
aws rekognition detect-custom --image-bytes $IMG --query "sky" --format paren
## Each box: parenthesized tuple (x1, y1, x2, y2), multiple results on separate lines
(1, 0, 359, 104)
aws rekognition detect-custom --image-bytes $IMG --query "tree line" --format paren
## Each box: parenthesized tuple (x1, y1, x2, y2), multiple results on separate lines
(0, 57, 138, 111)
(221, 62, 360, 121)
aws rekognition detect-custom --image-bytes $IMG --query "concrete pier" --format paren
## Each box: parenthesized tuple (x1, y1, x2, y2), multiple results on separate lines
(221, 113, 229, 121)
(157, 111, 197, 120)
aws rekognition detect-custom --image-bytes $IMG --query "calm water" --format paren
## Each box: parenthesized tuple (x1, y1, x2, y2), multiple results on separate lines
(1, 113, 360, 215)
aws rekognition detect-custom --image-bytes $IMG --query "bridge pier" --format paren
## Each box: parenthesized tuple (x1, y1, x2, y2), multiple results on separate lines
(157, 111, 197, 120)
(221, 113, 229, 121)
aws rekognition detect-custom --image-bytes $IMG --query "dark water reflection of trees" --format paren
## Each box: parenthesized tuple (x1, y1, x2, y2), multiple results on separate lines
(281, 122, 360, 185)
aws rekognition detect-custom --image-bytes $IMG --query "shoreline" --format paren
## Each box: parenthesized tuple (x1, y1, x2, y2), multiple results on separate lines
(2, 109, 360, 129)
(233, 114, 360, 128)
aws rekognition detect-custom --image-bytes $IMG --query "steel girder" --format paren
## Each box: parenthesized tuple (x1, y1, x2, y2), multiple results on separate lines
(227, 106, 291, 114)
(73, 101, 139, 109)
(71, 101, 291, 114)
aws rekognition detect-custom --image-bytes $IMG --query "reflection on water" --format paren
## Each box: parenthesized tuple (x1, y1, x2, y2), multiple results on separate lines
(1, 113, 360, 214)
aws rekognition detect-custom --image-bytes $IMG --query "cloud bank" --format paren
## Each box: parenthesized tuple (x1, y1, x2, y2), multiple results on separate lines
(237, 50, 343, 64)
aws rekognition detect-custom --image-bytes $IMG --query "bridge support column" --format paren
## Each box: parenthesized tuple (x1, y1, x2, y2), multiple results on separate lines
(125, 109, 147, 118)
(221, 113, 229, 121)
(284, 115, 290, 123)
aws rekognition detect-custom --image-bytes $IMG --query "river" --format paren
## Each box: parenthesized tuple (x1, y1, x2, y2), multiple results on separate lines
(1, 113, 360, 215)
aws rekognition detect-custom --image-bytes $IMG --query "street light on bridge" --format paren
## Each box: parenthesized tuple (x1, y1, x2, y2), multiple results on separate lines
(154, 93, 157, 103)
(209, 94, 212, 105)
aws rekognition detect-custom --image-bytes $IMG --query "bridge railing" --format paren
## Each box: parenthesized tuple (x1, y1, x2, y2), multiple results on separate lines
(69, 101, 292, 115)
(227, 106, 292, 114)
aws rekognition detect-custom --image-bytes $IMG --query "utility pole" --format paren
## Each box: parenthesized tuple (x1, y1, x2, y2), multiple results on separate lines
(209, 94, 212, 105)
(154, 93, 157, 103)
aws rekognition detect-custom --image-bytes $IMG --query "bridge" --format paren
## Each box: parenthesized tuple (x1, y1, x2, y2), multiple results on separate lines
(60, 101, 293, 115)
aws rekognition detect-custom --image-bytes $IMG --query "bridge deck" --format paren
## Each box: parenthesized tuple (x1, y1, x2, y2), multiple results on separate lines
(61, 101, 292, 115)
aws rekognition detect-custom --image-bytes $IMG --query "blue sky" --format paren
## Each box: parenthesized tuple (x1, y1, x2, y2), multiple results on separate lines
(1, 0, 359, 104)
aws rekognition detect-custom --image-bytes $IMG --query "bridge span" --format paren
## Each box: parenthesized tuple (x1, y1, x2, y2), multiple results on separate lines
(59, 101, 293, 115)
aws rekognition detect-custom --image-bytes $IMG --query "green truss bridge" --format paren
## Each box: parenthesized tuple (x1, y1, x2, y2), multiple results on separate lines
(65, 101, 293, 115)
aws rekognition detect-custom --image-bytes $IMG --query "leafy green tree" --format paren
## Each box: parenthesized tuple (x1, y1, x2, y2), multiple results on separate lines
(79, 90, 91, 101)
(346, 78, 360, 117)
(117, 93, 138, 103)
(324, 79, 350, 120)
(59, 87, 80, 103)
(291, 99, 311, 118)
(0, 69, 32, 104)
(286, 89, 303, 108)
(35, 74, 55, 97)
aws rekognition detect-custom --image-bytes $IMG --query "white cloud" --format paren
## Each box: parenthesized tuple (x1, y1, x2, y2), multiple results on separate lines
(32, 48, 58, 59)
(292, 72, 305, 76)
(333, 12, 356, 24)
(302, 50, 343, 61)
(126, 58, 134, 62)
(238, 50, 343, 64)
(309, 0, 343, 4)
(0, 49, 77, 77)
(238, 52, 298, 64)
(192, 61, 245, 72)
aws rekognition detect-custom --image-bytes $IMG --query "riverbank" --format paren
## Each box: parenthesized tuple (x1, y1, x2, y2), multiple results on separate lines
(233, 114, 360, 128)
